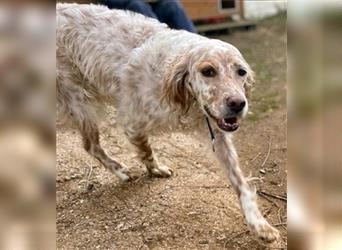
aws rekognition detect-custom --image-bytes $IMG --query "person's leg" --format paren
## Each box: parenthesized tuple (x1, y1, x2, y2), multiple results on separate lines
(100, 0, 129, 9)
(152, 0, 196, 32)
(126, 0, 157, 18)
(100, 0, 157, 18)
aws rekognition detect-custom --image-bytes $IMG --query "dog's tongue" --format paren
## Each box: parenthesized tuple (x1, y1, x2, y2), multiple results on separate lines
(217, 117, 239, 132)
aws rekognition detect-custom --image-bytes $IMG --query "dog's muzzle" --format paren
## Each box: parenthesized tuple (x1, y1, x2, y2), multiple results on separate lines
(204, 105, 240, 132)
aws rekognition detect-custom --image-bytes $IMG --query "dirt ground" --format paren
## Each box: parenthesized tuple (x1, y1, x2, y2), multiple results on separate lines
(57, 14, 287, 250)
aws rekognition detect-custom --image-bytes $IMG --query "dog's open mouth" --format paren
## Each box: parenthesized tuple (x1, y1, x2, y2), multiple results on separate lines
(217, 117, 239, 132)
(204, 105, 240, 132)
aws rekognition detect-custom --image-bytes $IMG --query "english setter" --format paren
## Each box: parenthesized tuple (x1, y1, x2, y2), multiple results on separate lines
(57, 3, 280, 246)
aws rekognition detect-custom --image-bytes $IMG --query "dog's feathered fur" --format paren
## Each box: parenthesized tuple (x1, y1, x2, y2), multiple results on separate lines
(56, 3, 280, 246)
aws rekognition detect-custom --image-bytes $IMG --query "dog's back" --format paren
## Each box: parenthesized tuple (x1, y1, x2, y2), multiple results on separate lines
(56, 3, 168, 126)
(57, 3, 167, 94)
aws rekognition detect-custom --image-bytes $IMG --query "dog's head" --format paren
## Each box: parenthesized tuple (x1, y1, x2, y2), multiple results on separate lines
(162, 39, 255, 132)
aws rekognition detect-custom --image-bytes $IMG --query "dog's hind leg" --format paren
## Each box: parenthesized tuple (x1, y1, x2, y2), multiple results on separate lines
(79, 119, 133, 181)
(126, 132, 172, 178)
(57, 76, 133, 181)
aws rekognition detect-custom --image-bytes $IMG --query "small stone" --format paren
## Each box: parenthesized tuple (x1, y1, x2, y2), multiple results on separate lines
(199, 240, 208, 244)
(216, 234, 226, 241)
(87, 183, 94, 191)
(270, 180, 278, 185)
(145, 236, 153, 242)
(259, 169, 266, 174)
(71, 174, 78, 179)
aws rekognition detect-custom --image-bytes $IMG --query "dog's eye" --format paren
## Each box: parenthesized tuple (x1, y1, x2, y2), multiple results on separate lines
(201, 67, 217, 77)
(237, 68, 247, 76)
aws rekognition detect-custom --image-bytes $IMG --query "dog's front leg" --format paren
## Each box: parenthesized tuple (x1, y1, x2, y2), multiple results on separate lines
(213, 130, 280, 246)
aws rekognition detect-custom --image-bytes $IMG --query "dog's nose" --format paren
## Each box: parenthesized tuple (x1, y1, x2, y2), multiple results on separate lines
(226, 97, 246, 113)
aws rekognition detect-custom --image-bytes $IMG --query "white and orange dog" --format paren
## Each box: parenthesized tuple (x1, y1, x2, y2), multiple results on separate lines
(57, 3, 280, 246)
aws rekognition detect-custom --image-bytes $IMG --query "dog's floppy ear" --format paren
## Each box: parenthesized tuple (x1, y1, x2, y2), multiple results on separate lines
(161, 56, 194, 111)
(244, 69, 255, 98)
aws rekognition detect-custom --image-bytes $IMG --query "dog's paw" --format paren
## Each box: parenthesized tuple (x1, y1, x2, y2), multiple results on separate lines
(114, 166, 139, 182)
(254, 223, 281, 247)
(148, 165, 173, 178)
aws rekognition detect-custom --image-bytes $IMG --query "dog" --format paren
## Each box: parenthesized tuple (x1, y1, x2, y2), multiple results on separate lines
(56, 3, 280, 246)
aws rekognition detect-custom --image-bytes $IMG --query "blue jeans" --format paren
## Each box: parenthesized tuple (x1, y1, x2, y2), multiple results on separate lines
(100, 0, 196, 33)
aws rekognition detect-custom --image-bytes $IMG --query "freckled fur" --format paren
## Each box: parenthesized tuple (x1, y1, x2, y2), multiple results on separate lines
(56, 3, 279, 246)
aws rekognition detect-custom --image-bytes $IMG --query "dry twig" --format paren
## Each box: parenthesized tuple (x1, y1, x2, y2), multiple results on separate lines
(274, 222, 287, 227)
(262, 206, 273, 218)
(257, 191, 279, 208)
(257, 190, 287, 202)
(251, 152, 262, 162)
(261, 136, 272, 168)
(224, 229, 250, 249)
(277, 207, 283, 223)
(85, 165, 93, 190)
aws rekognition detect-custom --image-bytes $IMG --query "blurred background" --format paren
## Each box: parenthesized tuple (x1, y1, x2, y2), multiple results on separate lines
(0, 2, 55, 250)
(0, 0, 341, 249)
(288, 0, 342, 249)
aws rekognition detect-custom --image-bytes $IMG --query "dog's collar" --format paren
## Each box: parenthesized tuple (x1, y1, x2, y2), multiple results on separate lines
(205, 117, 215, 152)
